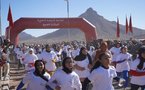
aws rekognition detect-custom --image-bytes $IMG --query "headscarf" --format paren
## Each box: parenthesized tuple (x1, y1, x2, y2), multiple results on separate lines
(27, 48, 36, 57)
(65, 45, 71, 57)
(88, 46, 95, 58)
(95, 42, 108, 61)
(74, 47, 92, 64)
(137, 46, 145, 70)
(34, 60, 48, 82)
(62, 57, 73, 74)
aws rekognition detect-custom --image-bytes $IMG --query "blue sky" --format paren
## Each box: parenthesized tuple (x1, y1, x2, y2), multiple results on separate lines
(1, 0, 145, 37)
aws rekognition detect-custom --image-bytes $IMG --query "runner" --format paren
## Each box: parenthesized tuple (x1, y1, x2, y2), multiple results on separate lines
(82, 52, 125, 90)
(129, 46, 145, 90)
(109, 42, 121, 67)
(116, 46, 132, 89)
(17, 60, 52, 90)
(73, 47, 92, 83)
(39, 44, 58, 76)
(55, 46, 62, 69)
(48, 57, 82, 90)
(23, 48, 38, 73)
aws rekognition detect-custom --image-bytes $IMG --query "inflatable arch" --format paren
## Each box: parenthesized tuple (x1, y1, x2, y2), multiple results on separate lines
(5, 17, 98, 46)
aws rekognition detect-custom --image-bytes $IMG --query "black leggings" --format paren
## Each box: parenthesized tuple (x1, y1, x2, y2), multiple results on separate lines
(131, 84, 145, 90)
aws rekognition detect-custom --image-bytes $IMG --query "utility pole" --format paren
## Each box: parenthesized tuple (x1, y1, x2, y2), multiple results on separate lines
(65, 0, 70, 42)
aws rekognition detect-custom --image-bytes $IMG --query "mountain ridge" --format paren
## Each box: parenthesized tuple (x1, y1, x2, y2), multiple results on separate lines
(18, 7, 145, 44)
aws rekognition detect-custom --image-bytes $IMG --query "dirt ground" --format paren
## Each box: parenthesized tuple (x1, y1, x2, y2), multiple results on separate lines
(7, 58, 133, 90)
(9, 61, 26, 90)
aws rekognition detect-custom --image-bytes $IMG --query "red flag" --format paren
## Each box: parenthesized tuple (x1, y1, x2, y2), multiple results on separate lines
(129, 15, 133, 33)
(117, 17, 120, 38)
(126, 17, 129, 34)
(7, 5, 14, 29)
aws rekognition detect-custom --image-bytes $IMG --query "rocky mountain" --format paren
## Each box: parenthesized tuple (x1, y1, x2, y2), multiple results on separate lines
(78, 8, 145, 39)
(19, 32, 35, 41)
(0, 32, 34, 42)
(19, 7, 145, 44)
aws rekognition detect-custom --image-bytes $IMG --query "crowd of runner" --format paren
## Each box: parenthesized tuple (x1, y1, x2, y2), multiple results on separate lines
(0, 37, 145, 90)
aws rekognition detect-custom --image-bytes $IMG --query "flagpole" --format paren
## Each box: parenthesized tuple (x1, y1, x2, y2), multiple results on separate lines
(8, 4, 10, 40)
(8, 3, 9, 39)
(129, 14, 133, 39)
(131, 14, 133, 38)
(125, 30, 126, 40)
(125, 16, 127, 40)
(117, 17, 120, 40)
(130, 14, 132, 39)
(7, 4, 14, 41)
(65, 0, 70, 42)
(8, 28, 10, 40)
(0, 0, 1, 35)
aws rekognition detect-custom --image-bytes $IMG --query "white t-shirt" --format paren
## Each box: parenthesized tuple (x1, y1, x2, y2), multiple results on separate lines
(72, 49, 80, 58)
(51, 48, 55, 51)
(55, 51, 62, 62)
(74, 57, 90, 78)
(48, 69, 82, 90)
(116, 53, 132, 72)
(66, 50, 72, 57)
(130, 59, 145, 85)
(39, 51, 58, 71)
(17, 51, 22, 59)
(92, 50, 97, 61)
(35, 53, 41, 58)
(88, 66, 117, 90)
(14, 47, 19, 53)
(88, 51, 95, 61)
(24, 54, 38, 72)
(33, 49, 36, 54)
(19, 52, 27, 64)
(88, 46, 95, 60)
(23, 72, 50, 90)
(109, 47, 121, 62)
